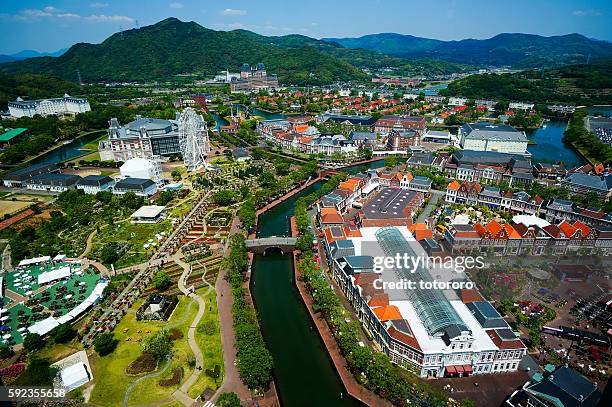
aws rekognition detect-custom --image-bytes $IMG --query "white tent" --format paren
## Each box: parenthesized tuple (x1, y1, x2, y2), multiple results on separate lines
(38, 266, 71, 285)
(18, 256, 51, 267)
(28, 317, 60, 336)
(60, 363, 91, 391)
(53, 254, 67, 262)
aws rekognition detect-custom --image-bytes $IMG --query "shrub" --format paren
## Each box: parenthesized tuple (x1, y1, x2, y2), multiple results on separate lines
(93, 333, 118, 356)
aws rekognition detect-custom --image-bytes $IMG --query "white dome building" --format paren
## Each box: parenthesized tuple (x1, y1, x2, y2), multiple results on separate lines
(120, 158, 161, 182)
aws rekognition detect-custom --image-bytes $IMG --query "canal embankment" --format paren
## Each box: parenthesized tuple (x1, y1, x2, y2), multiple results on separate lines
(289, 215, 391, 407)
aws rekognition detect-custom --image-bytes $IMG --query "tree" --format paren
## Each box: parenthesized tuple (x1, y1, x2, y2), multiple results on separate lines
(238, 199, 256, 229)
(251, 148, 265, 160)
(14, 356, 56, 386)
(358, 147, 373, 160)
(0, 344, 14, 359)
(99, 243, 122, 265)
(120, 192, 145, 211)
(49, 323, 77, 344)
(155, 190, 175, 206)
(212, 189, 237, 206)
(275, 161, 290, 176)
(217, 392, 241, 407)
(94, 333, 118, 356)
(236, 344, 274, 389)
(171, 169, 182, 181)
(295, 232, 314, 253)
(152, 270, 172, 291)
(145, 330, 172, 361)
(23, 333, 45, 352)
(384, 155, 399, 168)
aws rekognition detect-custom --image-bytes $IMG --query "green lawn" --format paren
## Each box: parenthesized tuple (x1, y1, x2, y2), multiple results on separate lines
(187, 288, 223, 399)
(91, 220, 172, 268)
(89, 295, 197, 407)
(81, 152, 101, 162)
(81, 135, 107, 151)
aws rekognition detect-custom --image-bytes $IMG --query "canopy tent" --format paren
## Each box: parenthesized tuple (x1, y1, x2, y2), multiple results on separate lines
(18, 256, 51, 267)
(38, 266, 71, 285)
(28, 317, 60, 336)
(60, 362, 91, 391)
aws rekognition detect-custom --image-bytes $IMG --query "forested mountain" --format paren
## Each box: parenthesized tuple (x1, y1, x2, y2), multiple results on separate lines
(0, 18, 471, 84)
(0, 73, 81, 110)
(439, 60, 612, 105)
(0, 18, 367, 85)
(243, 32, 470, 76)
(324, 33, 612, 68)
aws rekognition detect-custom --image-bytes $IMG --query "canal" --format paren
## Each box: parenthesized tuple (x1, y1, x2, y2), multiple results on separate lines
(525, 120, 584, 167)
(251, 161, 384, 407)
(28, 130, 106, 166)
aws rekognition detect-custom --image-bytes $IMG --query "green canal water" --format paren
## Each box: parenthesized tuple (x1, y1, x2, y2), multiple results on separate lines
(251, 161, 384, 406)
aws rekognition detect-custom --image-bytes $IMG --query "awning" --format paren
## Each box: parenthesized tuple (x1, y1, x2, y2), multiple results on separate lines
(446, 365, 456, 374)
(463, 365, 473, 374)
(456, 365, 465, 374)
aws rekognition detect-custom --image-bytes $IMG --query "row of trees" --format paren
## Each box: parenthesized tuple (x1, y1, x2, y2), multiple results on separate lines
(564, 110, 612, 165)
(224, 234, 273, 390)
(296, 243, 460, 406)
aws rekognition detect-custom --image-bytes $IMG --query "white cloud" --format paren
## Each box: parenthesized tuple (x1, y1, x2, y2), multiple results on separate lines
(169, 2, 184, 9)
(572, 9, 602, 17)
(87, 14, 135, 23)
(90, 2, 109, 8)
(220, 8, 246, 16)
(5, 7, 134, 23)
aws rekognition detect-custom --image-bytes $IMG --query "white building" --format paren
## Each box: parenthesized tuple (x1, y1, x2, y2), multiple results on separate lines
(324, 225, 526, 378)
(459, 123, 528, 155)
(509, 102, 534, 111)
(448, 97, 468, 106)
(130, 205, 166, 224)
(120, 158, 162, 183)
(76, 175, 115, 195)
(99, 116, 181, 162)
(8, 94, 90, 118)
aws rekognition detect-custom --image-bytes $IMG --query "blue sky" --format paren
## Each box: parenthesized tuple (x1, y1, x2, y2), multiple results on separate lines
(0, 0, 611, 54)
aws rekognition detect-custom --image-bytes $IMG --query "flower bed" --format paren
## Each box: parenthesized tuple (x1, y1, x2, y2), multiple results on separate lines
(158, 367, 182, 387)
(126, 351, 157, 375)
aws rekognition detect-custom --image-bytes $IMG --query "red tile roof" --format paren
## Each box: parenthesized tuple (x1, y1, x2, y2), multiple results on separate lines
(387, 322, 421, 350)
(447, 180, 461, 190)
(372, 305, 402, 322)
(487, 330, 526, 350)
(460, 289, 484, 303)
(558, 220, 577, 238)
(572, 220, 591, 237)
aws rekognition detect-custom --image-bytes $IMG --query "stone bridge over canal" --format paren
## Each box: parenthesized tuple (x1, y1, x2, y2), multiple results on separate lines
(245, 237, 297, 254)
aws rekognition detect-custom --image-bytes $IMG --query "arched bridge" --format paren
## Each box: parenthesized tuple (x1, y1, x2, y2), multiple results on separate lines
(245, 237, 297, 254)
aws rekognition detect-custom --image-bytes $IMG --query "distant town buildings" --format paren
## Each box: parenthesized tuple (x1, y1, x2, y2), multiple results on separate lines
(230, 63, 279, 93)
(8, 94, 91, 118)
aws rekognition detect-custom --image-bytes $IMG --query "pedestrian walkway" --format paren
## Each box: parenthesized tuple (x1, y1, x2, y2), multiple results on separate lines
(171, 252, 212, 406)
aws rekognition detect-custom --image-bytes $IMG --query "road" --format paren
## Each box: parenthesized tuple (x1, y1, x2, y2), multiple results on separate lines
(416, 189, 445, 225)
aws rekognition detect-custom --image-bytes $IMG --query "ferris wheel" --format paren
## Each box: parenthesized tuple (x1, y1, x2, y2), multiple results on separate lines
(178, 107, 210, 172)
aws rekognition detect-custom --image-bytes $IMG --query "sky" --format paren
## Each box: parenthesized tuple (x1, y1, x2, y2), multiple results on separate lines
(0, 0, 611, 54)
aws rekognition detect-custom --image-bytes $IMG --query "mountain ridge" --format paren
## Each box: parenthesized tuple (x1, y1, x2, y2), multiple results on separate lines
(323, 32, 612, 67)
